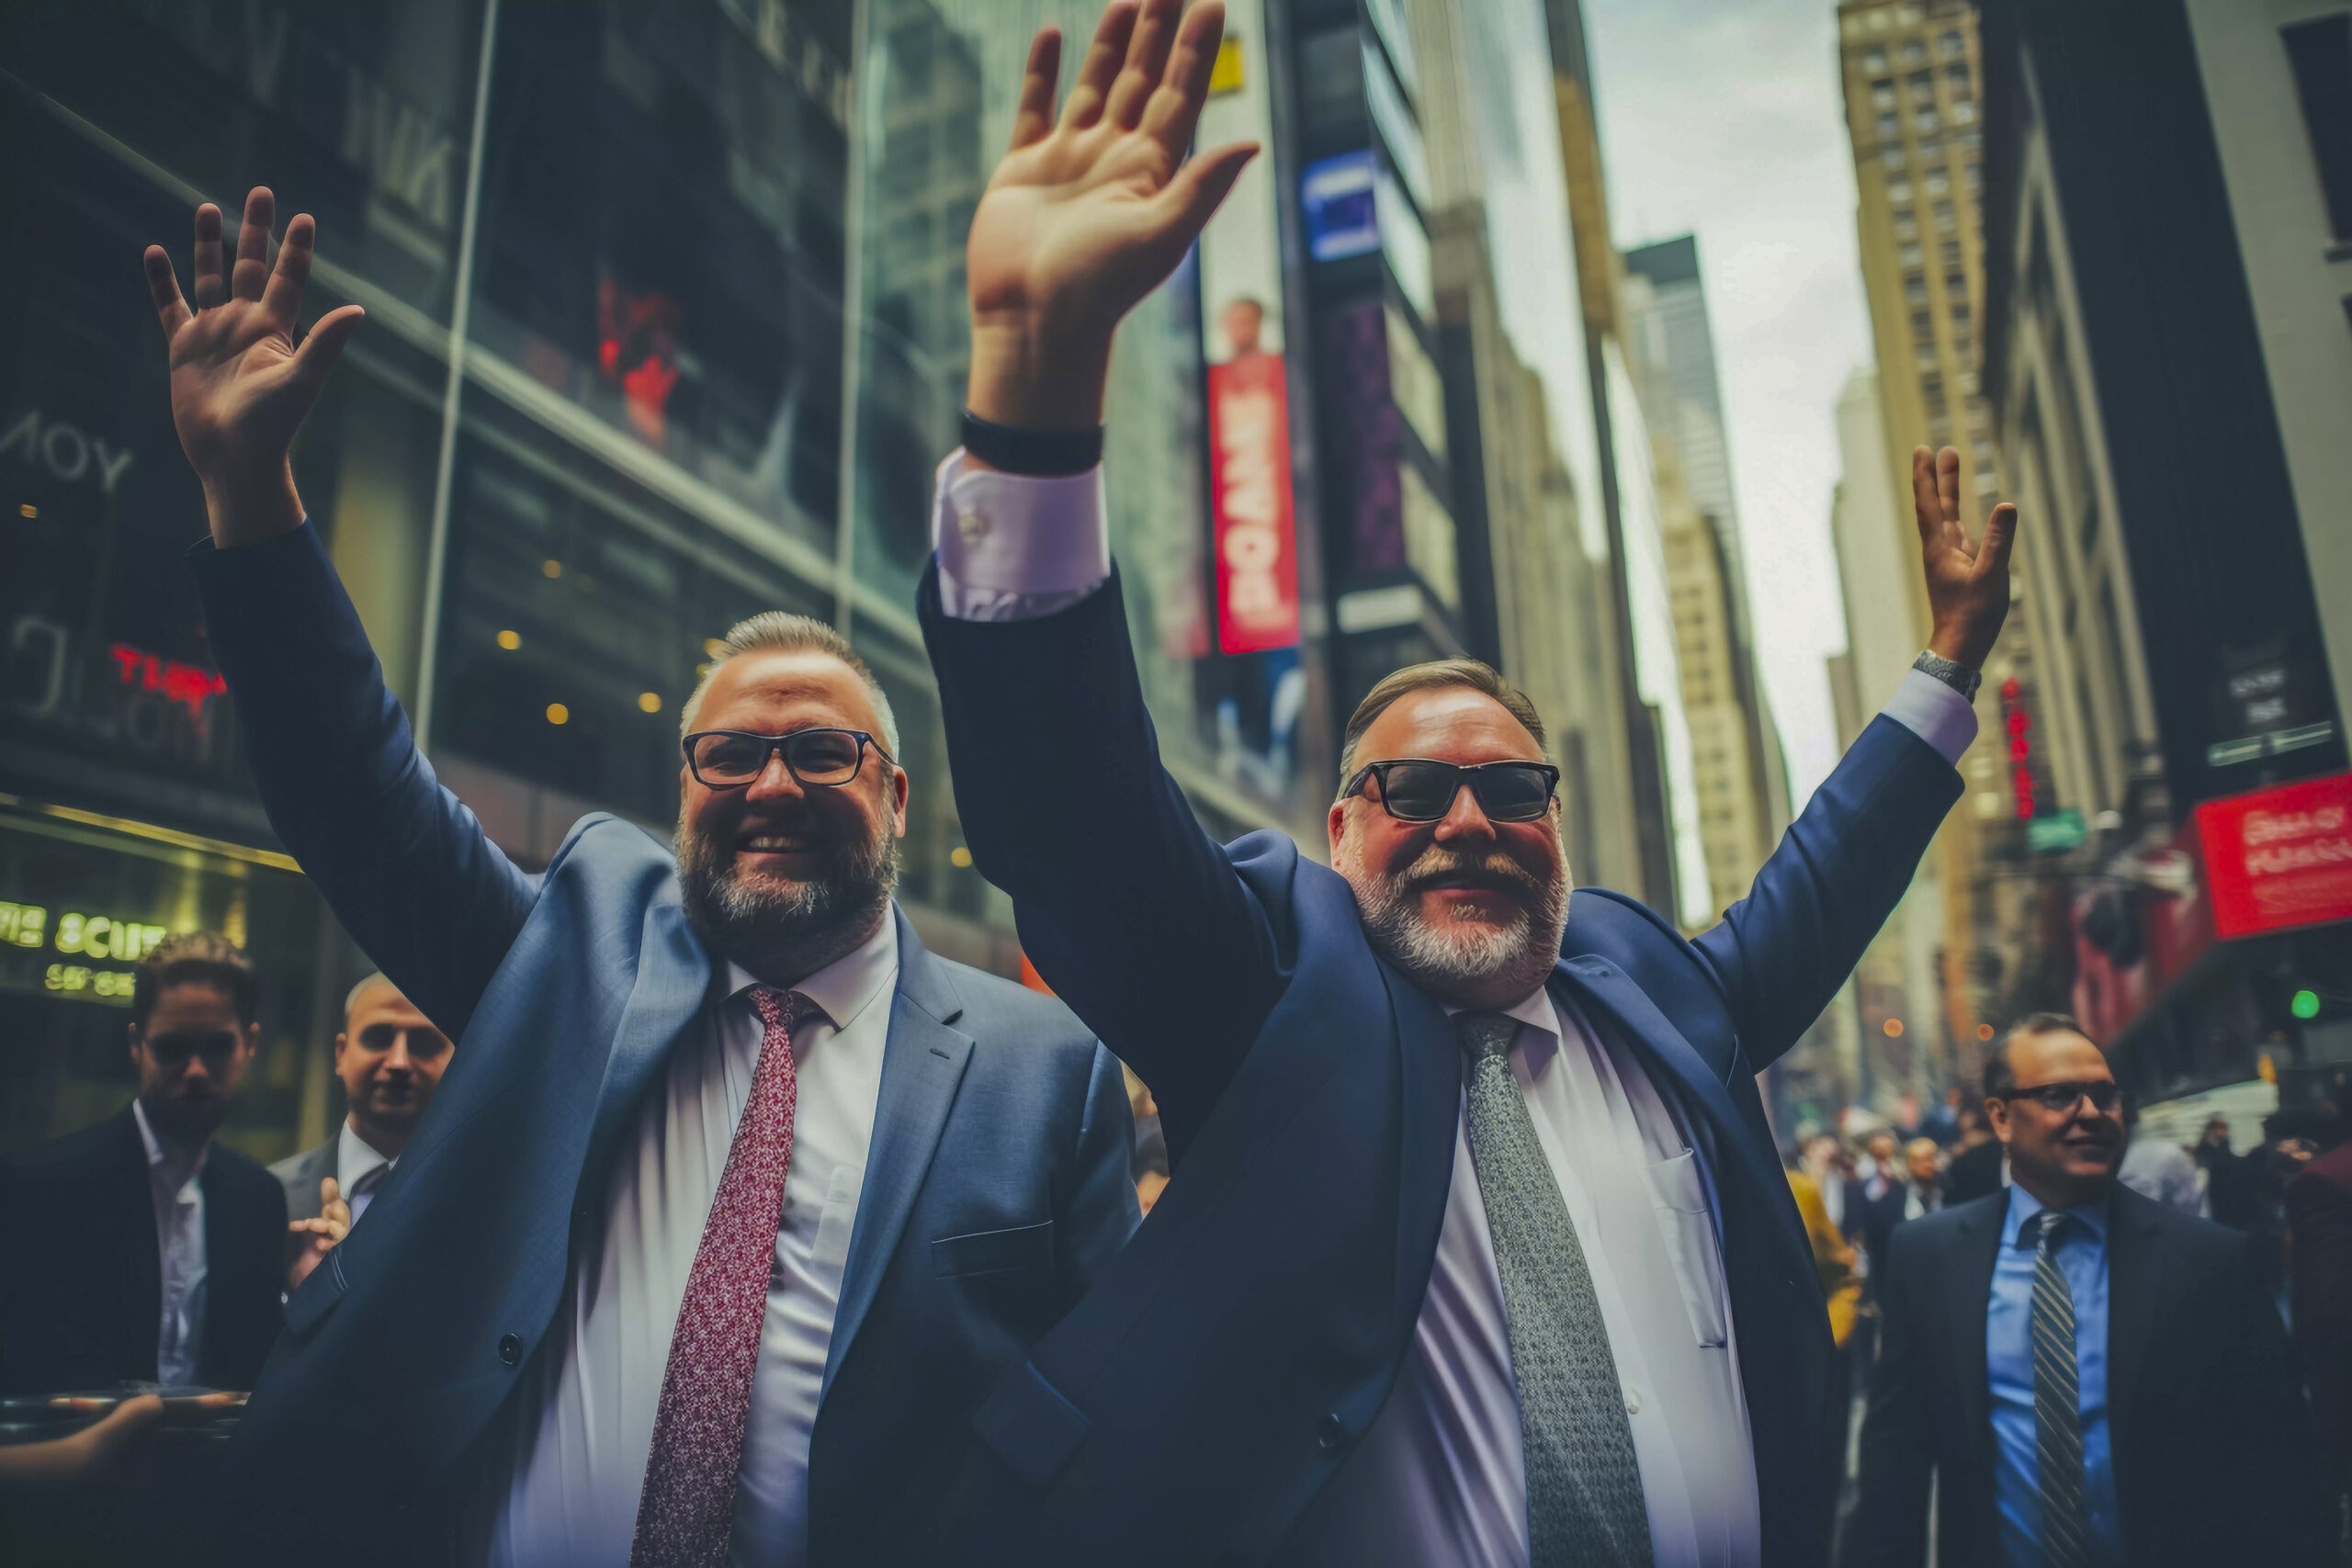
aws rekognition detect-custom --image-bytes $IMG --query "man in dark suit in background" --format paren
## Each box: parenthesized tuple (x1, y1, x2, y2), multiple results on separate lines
(137, 179, 1137, 1564)
(1860, 1014, 2328, 1565)
(2287, 1124, 2352, 1543)
(910, 5, 2016, 1561)
(0, 932, 287, 1395)
(270, 972, 452, 1291)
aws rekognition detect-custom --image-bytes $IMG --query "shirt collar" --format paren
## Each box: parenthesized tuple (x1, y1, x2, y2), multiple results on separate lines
(130, 1098, 207, 1195)
(2001, 1176, 2111, 1247)
(724, 913, 899, 1036)
(1437, 984, 1562, 1042)
(338, 1118, 396, 1191)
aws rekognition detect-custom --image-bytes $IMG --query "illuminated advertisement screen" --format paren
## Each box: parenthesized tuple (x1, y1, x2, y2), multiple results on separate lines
(1197, 0, 1299, 655)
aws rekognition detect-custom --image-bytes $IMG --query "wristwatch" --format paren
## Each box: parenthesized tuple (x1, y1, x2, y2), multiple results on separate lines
(961, 409, 1104, 477)
(1913, 649, 1982, 702)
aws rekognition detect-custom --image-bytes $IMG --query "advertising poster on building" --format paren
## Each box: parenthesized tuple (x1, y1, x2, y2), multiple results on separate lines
(1197, 0, 1299, 655)
(2198, 772, 2352, 938)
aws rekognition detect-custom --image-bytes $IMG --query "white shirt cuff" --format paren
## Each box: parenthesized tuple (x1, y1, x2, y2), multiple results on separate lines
(1880, 666, 1979, 766)
(931, 449, 1111, 619)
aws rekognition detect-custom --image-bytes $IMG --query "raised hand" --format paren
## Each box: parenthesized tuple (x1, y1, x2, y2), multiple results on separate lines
(966, 0, 1257, 431)
(286, 1175, 353, 1292)
(143, 187, 364, 547)
(1912, 445, 2018, 670)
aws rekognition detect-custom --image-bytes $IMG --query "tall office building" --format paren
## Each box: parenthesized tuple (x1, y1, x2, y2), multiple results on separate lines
(1623, 234, 1792, 907)
(1837, 0, 2039, 1084)
(1976, 0, 2350, 1093)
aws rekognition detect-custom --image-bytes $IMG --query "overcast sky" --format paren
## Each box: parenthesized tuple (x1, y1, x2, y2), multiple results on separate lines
(1581, 0, 1872, 807)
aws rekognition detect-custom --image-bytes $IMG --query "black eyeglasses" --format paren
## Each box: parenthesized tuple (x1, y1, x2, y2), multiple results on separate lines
(1340, 759, 1561, 824)
(140, 1029, 243, 1067)
(2001, 1079, 2121, 1115)
(682, 728, 894, 790)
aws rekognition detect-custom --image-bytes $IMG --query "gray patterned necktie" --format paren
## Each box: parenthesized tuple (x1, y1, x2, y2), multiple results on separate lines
(2027, 1212, 2090, 1568)
(1454, 1010, 1654, 1568)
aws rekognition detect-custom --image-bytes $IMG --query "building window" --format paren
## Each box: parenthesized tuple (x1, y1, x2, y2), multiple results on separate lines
(1922, 373, 1947, 415)
(1926, 169, 1951, 196)
(1945, 270, 1968, 299)
(1912, 309, 1938, 342)
(1901, 243, 1926, 267)
(1965, 161, 1983, 189)
(1940, 239, 1963, 267)
(1951, 100, 1975, 125)
(1894, 212, 1919, 240)
(1908, 69, 1934, 97)
(1939, 29, 1965, 59)
(1864, 46, 1889, 73)
(1916, 107, 1940, 133)
(1873, 79, 1898, 109)
(1946, 63, 1973, 97)
(1889, 178, 1914, 204)
(1904, 39, 1928, 65)
(2282, 14, 2352, 241)
(1934, 200, 1957, 232)
(1907, 275, 1931, 306)
(1878, 113, 1901, 141)
(1884, 143, 1908, 171)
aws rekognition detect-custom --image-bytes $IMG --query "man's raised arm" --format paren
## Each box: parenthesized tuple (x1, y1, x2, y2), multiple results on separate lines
(1690, 444, 2018, 1068)
(146, 189, 533, 1036)
(918, 2, 1280, 1119)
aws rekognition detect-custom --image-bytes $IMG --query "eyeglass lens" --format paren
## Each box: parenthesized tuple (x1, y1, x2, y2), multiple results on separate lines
(2018, 1080, 2120, 1112)
(691, 729, 865, 786)
(1378, 762, 1554, 823)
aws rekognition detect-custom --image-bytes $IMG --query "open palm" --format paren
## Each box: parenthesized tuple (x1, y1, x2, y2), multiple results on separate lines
(1911, 444, 2019, 669)
(144, 187, 363, 544)
(966, 0, 1255, 428)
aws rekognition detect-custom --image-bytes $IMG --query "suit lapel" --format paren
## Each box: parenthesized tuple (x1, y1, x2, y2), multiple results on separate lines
(111, 1107, 164, 1381)
(821, 908, 973, 1400)
(1379, 959, 1462, 1327)
(2103, 1185, 2165, 1444)
(1946, 1198, 2006, 1439)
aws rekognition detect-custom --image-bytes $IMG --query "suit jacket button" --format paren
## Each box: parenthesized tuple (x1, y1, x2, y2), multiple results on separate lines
(498, 1333, 523, 1367)
(1317, 1413, 1345, 1450)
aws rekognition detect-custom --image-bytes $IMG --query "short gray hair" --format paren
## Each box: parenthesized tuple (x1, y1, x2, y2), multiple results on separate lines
(679, 612, 900, 758)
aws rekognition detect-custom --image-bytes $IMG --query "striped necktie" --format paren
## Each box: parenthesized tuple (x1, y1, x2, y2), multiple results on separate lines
(1454, 1010, 1654, 1568)
(630, 986, 812, 1567)
(2026, 1211, 2089, 1568)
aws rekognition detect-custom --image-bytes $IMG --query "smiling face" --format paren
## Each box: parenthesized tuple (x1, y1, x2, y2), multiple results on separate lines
(675, 649, 909, 984)
(334, 979, 450, 1152)
(1986, 1025, 2125, 1211)
(1329, 684, 1568, 1010)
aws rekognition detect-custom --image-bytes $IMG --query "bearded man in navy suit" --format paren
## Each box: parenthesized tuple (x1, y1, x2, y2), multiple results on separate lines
(135, 172, 1137, 1562)
(899, 4, 2022, 1563)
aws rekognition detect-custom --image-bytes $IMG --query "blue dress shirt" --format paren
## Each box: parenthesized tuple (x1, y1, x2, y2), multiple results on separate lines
(1987, 1182, 2120, 1566)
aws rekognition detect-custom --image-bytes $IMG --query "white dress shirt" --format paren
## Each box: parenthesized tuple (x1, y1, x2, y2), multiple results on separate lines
(928, 451, 1978, 1564)
(130, 1098, 209, 1387)
(335, 1119, 395, 1226)
(488, 916, 899, 1568)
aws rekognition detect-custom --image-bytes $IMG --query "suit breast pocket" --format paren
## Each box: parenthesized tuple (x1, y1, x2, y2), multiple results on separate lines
(932, 1220, 1056, 1279)
(1641, 1147, 1729, 1348)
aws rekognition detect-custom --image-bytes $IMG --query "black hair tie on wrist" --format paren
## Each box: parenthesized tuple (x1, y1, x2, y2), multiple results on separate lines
(961, 409, 1104, 477)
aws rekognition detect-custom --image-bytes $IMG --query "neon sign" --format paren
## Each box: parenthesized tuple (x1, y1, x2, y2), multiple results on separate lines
(107, 643, 228, 719)
(1999, 676, 2036, 819)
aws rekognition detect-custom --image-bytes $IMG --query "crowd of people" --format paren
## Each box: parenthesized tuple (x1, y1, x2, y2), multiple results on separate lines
(0, 3, 2345, 1564)
(1786, 1026, 2352, 1562)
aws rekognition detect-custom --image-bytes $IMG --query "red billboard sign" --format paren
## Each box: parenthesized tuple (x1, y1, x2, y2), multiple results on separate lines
(2197, 772, 2352, 938)
(1208, 348, 1300, 654)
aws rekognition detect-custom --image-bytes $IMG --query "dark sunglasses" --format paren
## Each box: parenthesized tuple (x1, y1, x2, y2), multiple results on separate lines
(682, 728, 893, 790)
(140, 1030, 242, 1067)
(1340, 759, 1561, 824)
(2001, 1079, 2121, 1115)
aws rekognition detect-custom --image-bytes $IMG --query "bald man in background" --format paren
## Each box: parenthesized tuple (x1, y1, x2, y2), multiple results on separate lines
(271, 974, 451, 1290)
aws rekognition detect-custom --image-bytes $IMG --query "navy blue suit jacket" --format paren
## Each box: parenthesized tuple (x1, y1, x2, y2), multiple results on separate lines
(917, 568, 1963, 1566)
(187, 525, 1138, 1563)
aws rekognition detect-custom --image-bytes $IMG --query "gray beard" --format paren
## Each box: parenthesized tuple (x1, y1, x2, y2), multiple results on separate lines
(1350, 841, 1571, 1005)
(675, 821, 899, 985)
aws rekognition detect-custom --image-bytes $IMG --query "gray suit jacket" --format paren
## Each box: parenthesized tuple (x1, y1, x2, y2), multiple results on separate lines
(269, 1139, 337, 1224)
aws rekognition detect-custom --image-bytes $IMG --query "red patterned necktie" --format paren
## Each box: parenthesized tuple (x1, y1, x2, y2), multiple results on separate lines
(630, 985, 811, 1567)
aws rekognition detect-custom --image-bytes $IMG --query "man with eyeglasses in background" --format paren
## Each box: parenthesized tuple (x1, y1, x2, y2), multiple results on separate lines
(0, 931, 287, 1398)
(135, 185, 1138, 1566)
(1859, 1012, 2329, 1566)
(905, 6, 2017, 1562)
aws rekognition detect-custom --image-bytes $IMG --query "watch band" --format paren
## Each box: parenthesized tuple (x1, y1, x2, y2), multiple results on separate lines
(1913, 649, 1982, 702)
(960, 409, 1104, 477)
